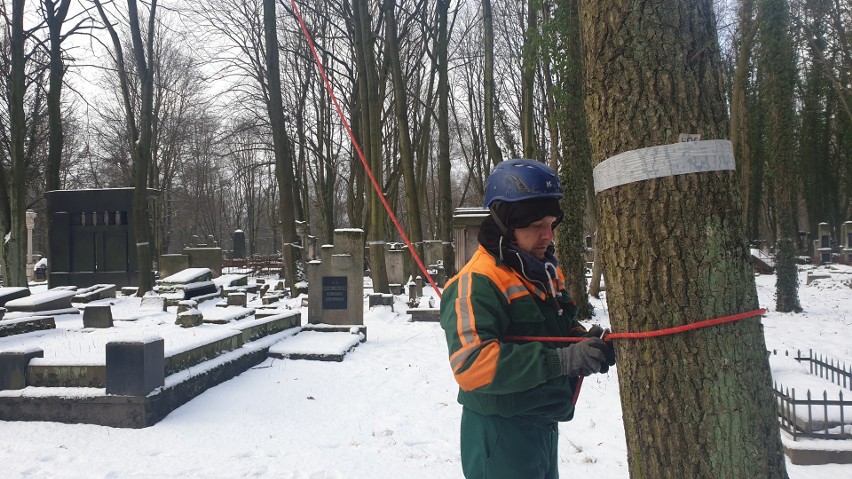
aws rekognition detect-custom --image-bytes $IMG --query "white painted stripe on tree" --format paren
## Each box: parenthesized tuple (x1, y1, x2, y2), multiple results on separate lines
(592, 139, 735, 194)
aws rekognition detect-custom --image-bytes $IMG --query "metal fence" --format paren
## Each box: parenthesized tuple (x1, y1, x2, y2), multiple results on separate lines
(772, 349, 852, 440)
(223, 256, 283, 278)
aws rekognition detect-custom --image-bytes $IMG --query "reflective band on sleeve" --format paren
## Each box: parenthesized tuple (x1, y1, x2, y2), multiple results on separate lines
(593, 139, 735, 194)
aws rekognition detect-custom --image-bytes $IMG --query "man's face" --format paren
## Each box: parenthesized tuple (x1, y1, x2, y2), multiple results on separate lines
(513, 215, 557, 260)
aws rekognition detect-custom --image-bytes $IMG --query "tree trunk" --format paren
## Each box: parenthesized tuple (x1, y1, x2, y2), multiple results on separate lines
(127, 0, 157, 296)
(548, 0, 593, 319)
(383, 0, 425, 273)
(520, 0, 538, 159)
(1, 0, 29, 287)
(483, 0, 503, 166)
(758, 0, 801, 313)
(730, 0, 757, 241)
(353, 0, 388, 293)
(437, 0, 454, 280)
(578, 1, 788, 477)
(263, 0, 299, 292)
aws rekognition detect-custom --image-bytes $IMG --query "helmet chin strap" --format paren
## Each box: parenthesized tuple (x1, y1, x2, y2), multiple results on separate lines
(489, 207, 513, 240)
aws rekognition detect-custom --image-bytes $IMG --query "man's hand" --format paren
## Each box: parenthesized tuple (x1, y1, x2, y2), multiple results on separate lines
(584, 325, 616, 370)
(556, 339, 608, 377)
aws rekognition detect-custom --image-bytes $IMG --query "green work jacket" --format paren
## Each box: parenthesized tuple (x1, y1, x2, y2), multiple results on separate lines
(440, 245, 586, 423)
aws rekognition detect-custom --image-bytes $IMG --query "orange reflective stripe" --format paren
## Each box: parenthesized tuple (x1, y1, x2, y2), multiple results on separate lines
(455, 274, 477, 346)
(455, 341, 500, 391)
(450, 339, 497, 373)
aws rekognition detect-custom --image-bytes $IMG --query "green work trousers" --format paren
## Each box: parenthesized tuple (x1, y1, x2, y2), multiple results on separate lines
(460, 407, 559, 479)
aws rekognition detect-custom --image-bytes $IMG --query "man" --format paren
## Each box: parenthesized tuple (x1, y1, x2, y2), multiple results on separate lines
(440, 159, 615, 478)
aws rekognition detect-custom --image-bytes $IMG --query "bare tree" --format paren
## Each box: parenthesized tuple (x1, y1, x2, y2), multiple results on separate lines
(93, 0, 158, 295)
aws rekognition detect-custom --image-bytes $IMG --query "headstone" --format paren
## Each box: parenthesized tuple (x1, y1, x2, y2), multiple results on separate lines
(385, 249, 405, 286)
(0, 348, 43, 390)
(183, 245, 223, 277)
(176, 310, 203, 328)
(307, 229, 364, 325)
(232, 230, 247, 259)
(227, 292, 247, 307)
(453, 207, 489, 273)
(423, 240, 443, 267)
(842, 221, 852, 263)
(105, 337, 165, 396)
(83, 304, 114, 328)
(159, 254, 189, 279)
(817, 222, 832, 264)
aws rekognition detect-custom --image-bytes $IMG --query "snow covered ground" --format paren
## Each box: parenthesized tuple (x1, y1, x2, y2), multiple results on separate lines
(0, 263, 850, 478)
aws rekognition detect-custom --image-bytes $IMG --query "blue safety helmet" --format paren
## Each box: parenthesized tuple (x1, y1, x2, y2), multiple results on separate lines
(483, 159, 563, 208)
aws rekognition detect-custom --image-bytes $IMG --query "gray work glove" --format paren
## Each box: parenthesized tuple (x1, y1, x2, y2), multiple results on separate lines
(584, 325, 616, 371)
(556, 338, 608, 377)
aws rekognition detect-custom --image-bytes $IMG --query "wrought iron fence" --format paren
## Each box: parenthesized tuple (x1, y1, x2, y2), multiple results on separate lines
(772, 349, 852, 440)
(223, 256, 283, 278)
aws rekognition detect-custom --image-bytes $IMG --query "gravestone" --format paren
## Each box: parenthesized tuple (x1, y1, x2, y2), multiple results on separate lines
(385, 248, 405, 287)
(817, 222, 832, 264)
(0, 348, 43, 390)
(183, 240, 223, 278)
(842, 221, 852, 263)
(423, 240, 443, 268)
(232, 230, 247, 259)
(453, 207, 489, 273)
(307, 229, 364, 325)
(45, 188, 159, 288)
(83, 304, 114, 328)
(159, 254, 189, 279)
(105, 337, 165, 396)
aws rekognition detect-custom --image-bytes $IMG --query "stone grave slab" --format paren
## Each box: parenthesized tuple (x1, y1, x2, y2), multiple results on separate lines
(408, 308, 440, 322)
(268, 330, 363, 362)
(73, 284, 117, 303)
(0, 316, 56, 337)
(0, 287, 30, 306)
(5, 290, 78, 316)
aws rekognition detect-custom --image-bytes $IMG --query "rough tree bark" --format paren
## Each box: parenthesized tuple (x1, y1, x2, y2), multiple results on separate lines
(578, 1, 788, 477)
(483, 0, 503, 167)
(263, 0, 299, 292)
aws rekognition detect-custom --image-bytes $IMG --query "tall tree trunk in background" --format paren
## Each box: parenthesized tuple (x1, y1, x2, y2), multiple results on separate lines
(520, 0, 538, 159)
(483, 0, 502, 167)
(731, 0, 758, 241)
(383, 0, 424, 275)
(127, 0, 157, 296)
(547, 0, 592, 319)
(799, 0, 834, 248)
(263, 0, 299, 292)
(0, 0, 29, 287)
(578, 1, 788, 477)
(437, 0, 455, 279)
(758, 0, 801, 313)
(353, 0, 388, 293)
(44, 0, 70, 194)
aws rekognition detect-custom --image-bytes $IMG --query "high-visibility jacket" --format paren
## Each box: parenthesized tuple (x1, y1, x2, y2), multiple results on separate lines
(440, 245, 586, 422)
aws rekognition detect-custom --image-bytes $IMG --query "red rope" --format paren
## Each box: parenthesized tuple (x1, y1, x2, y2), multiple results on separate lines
(512, 308, 766, 405)
(289, 0, 440, 295)
(506, 308, 766, 343)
